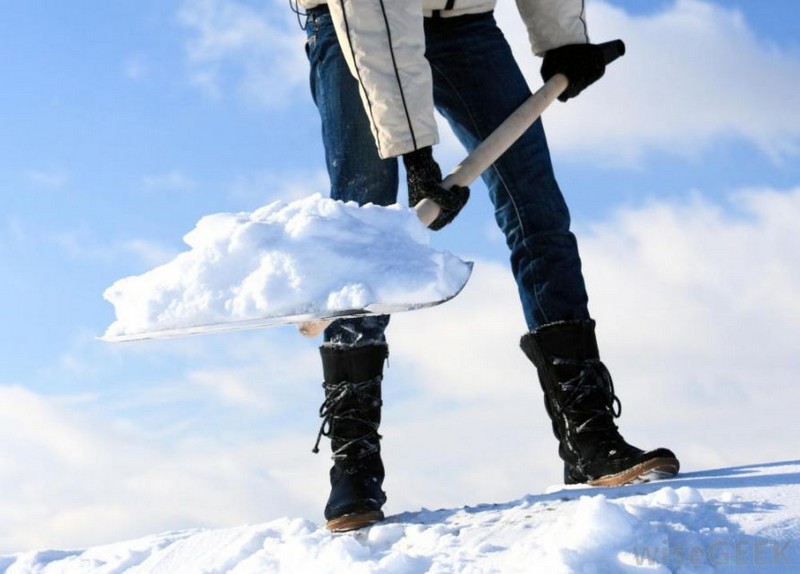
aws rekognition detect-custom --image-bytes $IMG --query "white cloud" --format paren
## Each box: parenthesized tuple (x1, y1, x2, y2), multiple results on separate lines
(24, 168, 70, 190)
(51, 229, 179, 268)
(580, 187, 800, 352)
(142, 169, 196, 193)
(225, 169, 331, 205)
(121, 239, 181, 268)
(0, 377, 322, 553)
(53, 229, 111, 260)
(178, 0, 308, 107)
(578, 187, 800, 463)
(2, 216, 28, 244)
(188, 367, 276, 412)
(124, 54, 149, 81)
(494, 0, 800, 164)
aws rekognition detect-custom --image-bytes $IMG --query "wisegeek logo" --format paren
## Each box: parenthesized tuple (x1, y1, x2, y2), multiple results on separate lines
(632, 539, 794, 569)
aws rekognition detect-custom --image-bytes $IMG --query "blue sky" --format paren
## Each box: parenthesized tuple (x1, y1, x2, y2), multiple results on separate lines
(1, 0, 799, 553)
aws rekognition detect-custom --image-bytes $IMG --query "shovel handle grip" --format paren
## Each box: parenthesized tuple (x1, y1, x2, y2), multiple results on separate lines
(600, 39, 626, 65)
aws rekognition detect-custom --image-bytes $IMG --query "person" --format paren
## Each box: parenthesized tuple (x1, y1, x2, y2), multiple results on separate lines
(298, 0, 679, 532)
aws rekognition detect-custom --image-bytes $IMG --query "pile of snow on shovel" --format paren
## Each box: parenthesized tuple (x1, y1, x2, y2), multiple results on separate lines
(103, 194, 471, 339)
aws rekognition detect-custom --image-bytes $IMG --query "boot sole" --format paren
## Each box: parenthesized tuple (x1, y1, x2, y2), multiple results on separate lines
(326, 510, 385, 533)
(587, 456, 680, 487)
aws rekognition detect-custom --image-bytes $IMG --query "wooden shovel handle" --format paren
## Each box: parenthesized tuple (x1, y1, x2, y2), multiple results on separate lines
(416, 39, 625, 226)
(301, 40, 625, 336)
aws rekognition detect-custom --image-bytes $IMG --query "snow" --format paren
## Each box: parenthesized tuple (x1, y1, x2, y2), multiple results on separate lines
(3, 461, 798, 573)
(102, 195, 472, 339)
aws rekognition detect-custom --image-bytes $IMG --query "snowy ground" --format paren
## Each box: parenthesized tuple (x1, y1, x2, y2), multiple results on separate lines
(3, 460, 798, 573)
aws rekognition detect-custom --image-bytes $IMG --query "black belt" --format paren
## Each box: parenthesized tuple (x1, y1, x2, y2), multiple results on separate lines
(424, 10, 493, 34)
(307, 4, 329, 17)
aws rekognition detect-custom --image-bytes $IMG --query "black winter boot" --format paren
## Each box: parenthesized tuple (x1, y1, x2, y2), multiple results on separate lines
(520, 320, 679, 486)
(313, 344, 388, 532)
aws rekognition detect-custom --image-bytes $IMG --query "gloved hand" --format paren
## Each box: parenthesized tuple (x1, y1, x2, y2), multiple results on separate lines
(541, 43, 607, 102)
(403, 146, 469, 231)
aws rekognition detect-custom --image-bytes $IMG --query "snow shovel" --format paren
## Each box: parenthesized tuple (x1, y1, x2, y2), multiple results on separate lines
(298, 39, 626, 337)
(103, 40, 625, 342)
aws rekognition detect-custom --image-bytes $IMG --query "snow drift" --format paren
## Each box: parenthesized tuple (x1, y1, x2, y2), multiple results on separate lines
(2, 461, 798, 573)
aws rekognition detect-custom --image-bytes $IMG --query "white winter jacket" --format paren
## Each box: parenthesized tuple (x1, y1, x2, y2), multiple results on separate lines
(300, 0, 589, 158)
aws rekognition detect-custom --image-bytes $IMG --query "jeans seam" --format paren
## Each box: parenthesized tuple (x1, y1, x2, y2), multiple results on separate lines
(492, 163, 550, 327)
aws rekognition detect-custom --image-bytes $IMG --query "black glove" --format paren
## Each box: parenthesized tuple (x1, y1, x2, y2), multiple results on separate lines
(403, 146, 469, 231)
(541, 43, 606, 102)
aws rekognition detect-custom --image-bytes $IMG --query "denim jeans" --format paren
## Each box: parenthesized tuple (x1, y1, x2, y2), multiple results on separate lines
(305, 9, 590, 345)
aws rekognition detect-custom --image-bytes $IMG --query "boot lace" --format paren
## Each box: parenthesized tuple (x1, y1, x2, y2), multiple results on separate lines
(552, 357, 622, 434)
(312, 377, 382, 461)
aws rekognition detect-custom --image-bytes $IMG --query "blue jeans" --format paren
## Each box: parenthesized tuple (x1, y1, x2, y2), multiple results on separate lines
(305, 9, 590, 345)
